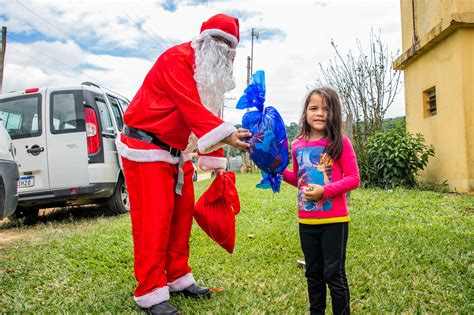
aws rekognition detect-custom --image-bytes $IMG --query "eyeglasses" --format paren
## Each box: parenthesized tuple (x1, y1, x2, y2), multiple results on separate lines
(212, 36, 232, 48)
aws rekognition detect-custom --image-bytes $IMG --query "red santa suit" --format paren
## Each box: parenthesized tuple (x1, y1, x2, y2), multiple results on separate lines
(116, 14, 240, 308)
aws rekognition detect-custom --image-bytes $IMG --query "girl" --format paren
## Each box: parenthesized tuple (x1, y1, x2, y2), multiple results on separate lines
(283, 87, 360, 314)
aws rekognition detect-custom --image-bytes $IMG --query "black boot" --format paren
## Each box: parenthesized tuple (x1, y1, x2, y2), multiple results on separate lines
(172, 284, 211, 299)
(142, 301, 179, 315)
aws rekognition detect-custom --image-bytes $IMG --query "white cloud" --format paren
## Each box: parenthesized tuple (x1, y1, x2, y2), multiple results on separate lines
(1, 0, 405, 125)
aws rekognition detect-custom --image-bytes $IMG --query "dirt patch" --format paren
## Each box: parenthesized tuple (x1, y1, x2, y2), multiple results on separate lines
(0, 205, 111, 248)
(0, 229, 38, 248)
(0, 210, 56, 247)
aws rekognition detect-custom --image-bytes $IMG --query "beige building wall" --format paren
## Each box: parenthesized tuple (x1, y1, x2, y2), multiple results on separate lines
(403, 29, 473, 191)
(461, 29, 474, 192)
(400, 0, 474, 50)
(395, 0, 474, 193)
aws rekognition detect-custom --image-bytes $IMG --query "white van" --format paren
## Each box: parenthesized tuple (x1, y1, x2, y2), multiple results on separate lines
(0, 82, 130, 219)
(0, 123, 19, 219)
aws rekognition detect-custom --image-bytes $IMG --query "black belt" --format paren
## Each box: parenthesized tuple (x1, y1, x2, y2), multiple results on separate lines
(122, 126, 181, 157)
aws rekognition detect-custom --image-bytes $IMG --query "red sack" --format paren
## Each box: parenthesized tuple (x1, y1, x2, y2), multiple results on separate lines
(194, 172, 240, 253)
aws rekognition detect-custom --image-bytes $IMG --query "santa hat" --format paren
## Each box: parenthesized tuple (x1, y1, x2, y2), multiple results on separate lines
(199, 14, 240, 48)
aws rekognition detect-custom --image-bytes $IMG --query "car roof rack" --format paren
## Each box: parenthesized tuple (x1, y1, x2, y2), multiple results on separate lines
(81, 81, 101, 89)
(81, 81, 130, 102)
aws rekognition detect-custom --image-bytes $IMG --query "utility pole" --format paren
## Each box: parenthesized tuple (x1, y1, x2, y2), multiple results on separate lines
(223, 97, 236, 170)
(250, 28, 259, 75)
(0, 26, 7, 94)
(221, 98, 230, 170)
(244, 28, 259, 172)
(244, 56, 252, 172)
(246, 56, 251, 85)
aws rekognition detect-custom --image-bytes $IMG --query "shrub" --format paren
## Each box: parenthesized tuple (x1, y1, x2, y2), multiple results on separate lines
(417, 180, 450, 193)
(365, 127, 435, 189)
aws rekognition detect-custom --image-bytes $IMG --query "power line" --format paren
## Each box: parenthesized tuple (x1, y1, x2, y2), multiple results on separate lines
(123, 12, 168, 53)
(16, 0, 169, 58)
(15, 0, 74, 41)
(139, 11, 176, 48)
(15, 0, 115, 71)
(11, 1, 158, 94)
(7, 33, 109, 87)
(9, 1, 140, 92)
(132, 13, 171, 51)
(7, 45, 84, 81)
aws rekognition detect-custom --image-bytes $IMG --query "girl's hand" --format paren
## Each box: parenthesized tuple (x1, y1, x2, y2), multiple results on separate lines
(303, 184, 324, 201)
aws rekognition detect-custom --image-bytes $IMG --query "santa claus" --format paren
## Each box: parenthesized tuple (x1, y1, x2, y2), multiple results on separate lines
(116, 13, 250, 314)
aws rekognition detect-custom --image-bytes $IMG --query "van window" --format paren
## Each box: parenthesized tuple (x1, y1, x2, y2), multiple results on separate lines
(0, 111, 22, 130)
(106, 94, 124, 131)
(50, 91, 85, 134)
(118, 99, 129, 112)
(96, 98, 115, 134)
(0, 94, 41, 139)
(108, 94, 129, 114)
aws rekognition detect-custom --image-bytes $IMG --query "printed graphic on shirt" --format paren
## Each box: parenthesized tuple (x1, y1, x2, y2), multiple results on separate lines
(296, 146, 333, 211)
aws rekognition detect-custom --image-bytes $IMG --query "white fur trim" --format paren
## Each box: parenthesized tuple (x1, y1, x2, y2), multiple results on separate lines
(134, 286, 170, 308)
(198, 156, 227, 171)
(200, 29, 238, 48)
(197, 122, 236, 154)
(168, 273, 196, 292)
(115, 135, 193, 163)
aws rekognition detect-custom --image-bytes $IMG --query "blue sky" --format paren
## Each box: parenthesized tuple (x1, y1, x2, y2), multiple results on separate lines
(0, 0, 403, 124)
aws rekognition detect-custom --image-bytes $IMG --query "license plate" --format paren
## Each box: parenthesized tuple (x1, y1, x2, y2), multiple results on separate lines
(18, 176, 35, 188)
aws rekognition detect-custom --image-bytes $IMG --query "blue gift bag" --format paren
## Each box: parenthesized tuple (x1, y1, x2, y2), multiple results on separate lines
(236, 70, 289, 192)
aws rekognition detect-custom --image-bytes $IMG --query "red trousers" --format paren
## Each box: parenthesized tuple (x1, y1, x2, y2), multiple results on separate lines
(122, 158, 195, 301)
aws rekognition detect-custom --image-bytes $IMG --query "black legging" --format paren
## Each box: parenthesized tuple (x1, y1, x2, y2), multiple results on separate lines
(299, 222, 350, 315)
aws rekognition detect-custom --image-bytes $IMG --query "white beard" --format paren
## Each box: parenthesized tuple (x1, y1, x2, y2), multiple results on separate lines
(184, 35, 236, 154)
(192, 34, 236, 117)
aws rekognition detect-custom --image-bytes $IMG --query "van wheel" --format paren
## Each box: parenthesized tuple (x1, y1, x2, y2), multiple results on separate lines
(107, 176, 129, 214)
(10, 206, 40, 224)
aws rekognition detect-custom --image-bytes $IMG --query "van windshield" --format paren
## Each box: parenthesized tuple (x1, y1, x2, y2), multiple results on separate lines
(0, 94, 41, 139)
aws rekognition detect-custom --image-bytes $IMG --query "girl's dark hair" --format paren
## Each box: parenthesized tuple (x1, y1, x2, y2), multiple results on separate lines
(298, 87, 343, 160)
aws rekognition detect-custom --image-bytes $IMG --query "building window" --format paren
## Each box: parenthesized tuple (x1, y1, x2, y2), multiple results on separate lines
(423, 87, 437, 117)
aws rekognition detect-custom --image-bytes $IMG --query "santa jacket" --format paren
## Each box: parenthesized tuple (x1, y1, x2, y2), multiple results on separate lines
(116, 42, 235, 169)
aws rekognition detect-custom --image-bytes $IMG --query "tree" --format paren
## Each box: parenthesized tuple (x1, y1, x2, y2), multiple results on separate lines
(383, 116, 406, 131)
(286, 122, 299, 143)
(317, 30, 402, 183)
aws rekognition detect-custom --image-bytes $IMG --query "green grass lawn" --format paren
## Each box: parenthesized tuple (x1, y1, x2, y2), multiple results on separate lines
(1, 173, 473, 313)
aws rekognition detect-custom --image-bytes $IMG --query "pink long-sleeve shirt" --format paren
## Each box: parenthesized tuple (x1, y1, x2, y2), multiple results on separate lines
(283, 135, 360, 224)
